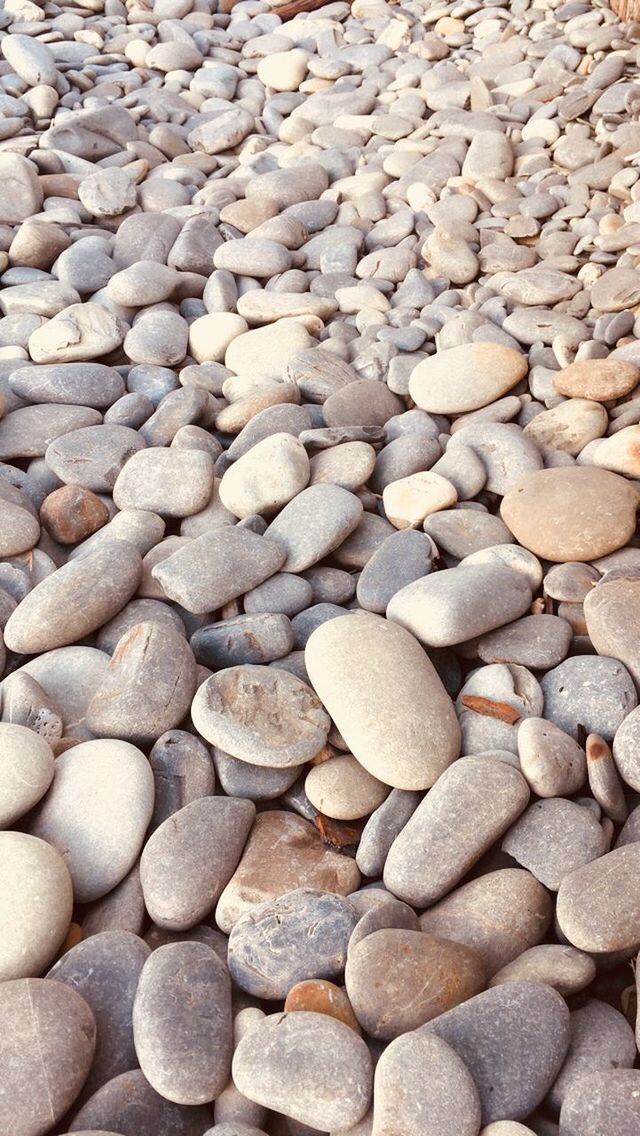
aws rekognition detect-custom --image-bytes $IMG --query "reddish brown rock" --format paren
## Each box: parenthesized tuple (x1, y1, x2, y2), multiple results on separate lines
(40, 484, 110, 545)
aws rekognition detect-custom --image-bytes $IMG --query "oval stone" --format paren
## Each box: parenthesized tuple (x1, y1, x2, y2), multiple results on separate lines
(30, 739, 154, 903)
(584, 577, 640, 690)
(264, 484, 364, 572)
(133, 942, 232, 1105)
(68, 1069, 215, 1135)
(384, 757, 530, 906)
(47, 930, 150, 1095)
(0, 978, 96, 1136)
(559, 1070, 640, 1136)
(191, 665, 330, 767)
(489, 945, 596, 998)
(140, 797, 256, 931)
(409, 343, 528, 415)
(4, 541, 141, 655)
(46, 425, 144, 492)
(421, 982, 570, 1124)
(549, 999, 636, 1112)
(556, 844, 640, 952)
(372, 1032, 481, 1136)
(500, 467, 639, 562)
(0, 831, 73, 981)
(232, 1011, 372, 1131)
(305, 613, 460, 790)
(346, 928, 486, 1039)
(0, 722, 54, 828)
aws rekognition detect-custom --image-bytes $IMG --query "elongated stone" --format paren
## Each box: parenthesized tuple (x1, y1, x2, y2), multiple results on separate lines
(151, 528, 286, 614)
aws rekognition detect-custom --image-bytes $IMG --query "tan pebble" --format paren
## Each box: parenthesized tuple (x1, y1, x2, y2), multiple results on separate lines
(382, 471, 457, 529)
(586, 733, 627, 824)
(553, 359, 639, 401)
(305, 755, 389, 820)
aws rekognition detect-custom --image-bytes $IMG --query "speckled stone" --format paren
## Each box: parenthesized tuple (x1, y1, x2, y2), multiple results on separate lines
(0, 831, 73, 981)
(228, 888, 357, 999)
(540, 656, 637, 740)
(559, 1070, 640, 1136)
(489, 945, 596, 998)
(0, 722, 54, 828)
(557, 844, 640, 952)
(68, 1069, 215, 1135)
(372, 1031, 481, 1136)
(265, 484, 363, 573)
(549, 999, 636, 1112)
(502, 798, 607, 890)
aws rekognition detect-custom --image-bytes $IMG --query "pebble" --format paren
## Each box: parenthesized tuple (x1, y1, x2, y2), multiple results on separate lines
(557, 844, 640, 952)
(265, 484, 363, 573)
(69, 1068, 215, 1135)
(421, 982, 570, 1125)
(559, 1070, 640, 1136)
(502, 798, 607, 890)
(0, 831, 73, 981)
(133, 942, 232, 1105)
(153, 528, 286, 614)
(549, 998, 636, 1112)
(372, 1032, 481, 1136)
(384, 757, 530, 906)
(410, 344, 528, 415)
(0, 722, 54, 828)
(228, 888, 357, 999)
(0, 978, 96, 1136)
(232, 1012, 372, 1132)
(30, 738, 154, 903)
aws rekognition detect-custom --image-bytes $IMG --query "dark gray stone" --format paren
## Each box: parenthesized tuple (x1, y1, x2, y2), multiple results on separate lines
(191, 614, 293, 668)
(69, 1069, 214, 1135)
(149, 730, 215, 832)
(356, 529, 433, 615)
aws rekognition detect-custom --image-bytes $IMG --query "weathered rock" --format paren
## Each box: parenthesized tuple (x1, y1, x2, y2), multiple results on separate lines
(502, 798, 607, 890)
(557, 844, 640, 952)
(0, 831, 73, 981)
(151, 528, 286, 614)
(0, 722, 54, 828)
(549, 999, 636, 1112)
(559, 1070, 640, 1136)
(68, 1069, 215, 1135)
(410, 344, 527, 414)
(372, 1032, 482, 1136)
(265, 484, 363, 572)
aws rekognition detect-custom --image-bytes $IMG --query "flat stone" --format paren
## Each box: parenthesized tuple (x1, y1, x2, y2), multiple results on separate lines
(86, 622, 196, 745)
(0, 404, 102, 460)
(557, 843, 640, 952)
(500, 468, 639, 562)
(215, 810, 360, 933)
(232, 1011, 372, 1132)
(524, 399, 607, 456)
(29, 303, 124, 364)
(540, 656, 637, 740)
(550, 999, 636, 1112)
(265, 484, 363, 573)
(219, 434, 310, 519)
(244, 573, 313, 617)
(228, 888, 357, 999)
(0, 831, 73, 981)
(214, 239, 292, 278)
(192, 665, 329, 767)
(559, 1070, 640, 1136)
(306, 613, 460, 790)
(419, 869, 553, 977)
(133, 943, 232, 1105)
(421, 982, 570, 1124)
(9, 645, 110, 741)
(191, 613, 293, 668)
(489, 945, 596, 998)
(225, 320, 313, 380)
(113, 449, 215, 517)
(477, 615, 572, 669)
(68, 1069, 215, 1135)
(553, 359, 640, 401)
(0, 154, 43, 224)
(409, 344, 528, 414)
(448, 423, 543, 496)
(151, 528, 286, 614)
(4, 541, 141, 654)
(502, 798, 607, 890)
(188, 107, 255, 154)
(30, 738, 154, 903)
(9, 364, 125, 409)
(372, 1032, 481, 1136)
(0, 722, 54, 828)
(47, 930, 150, 1096)
(141, 797, 255, 931)
(0, 978, 96, 1136)
(45, 425, 145, 493)
(384, 757, 530, 907)
(346, 928, 485, 1039)
(387, 563, 532, 647)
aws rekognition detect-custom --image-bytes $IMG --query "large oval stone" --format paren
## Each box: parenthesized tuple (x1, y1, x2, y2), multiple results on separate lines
(191, 665, 330, 767)
(421, 982, 570, 1124)
(48, 930, 150, 1096)
(0, 978, 96, 1136)
(345, 928, 485, 1039)
(409, 343, 528, 415)
(0, 831, 73, 981)
(228, 888, 357, 999)
(140, 797, 256, 930)
(384, 757, 530, 906)
(133, 943, 232, 1105)
(584, 577, 640, 689)
(4, 541, 141, 654)
(556, 844, 640, 952)
(30, 739, 154, 903)
(232, 1011, 372, 1131)
(305, 613, 460, 790)
(372, 1031, 481, 1136)
(500, 467, 639, 562)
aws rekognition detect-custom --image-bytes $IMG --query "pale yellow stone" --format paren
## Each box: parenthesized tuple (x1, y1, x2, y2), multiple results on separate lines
(383, 471, 457, 529)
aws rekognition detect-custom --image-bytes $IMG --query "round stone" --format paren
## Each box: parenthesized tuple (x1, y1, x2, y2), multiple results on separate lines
(68, 1068, 215, 1136)
(133, 942, 232, 1105)
(409, 343, 528, 414)
(345, 928, 485, 1039)
(0, 722, 54, 828)
(40, 485, 110, 545)
(218, 433, 310, 519)
(501, 798, 607, 890)
(500, 467, 639, 562)
(372, 1032, 481, 1136)
(0, 978, 96, 1136)
(553, 359, 640, 401)
(559, 1070, 640, 1136)
(228, 888, 357, 999)
(557, 844, 640, 952)
(232, 1011, 372, 1132)
(0, 831, 73, 981)
(191, 665, 330, 767)
(305, 755, 389, 820)
(305, 613, 460, 790)
(29, 738, 154, 903)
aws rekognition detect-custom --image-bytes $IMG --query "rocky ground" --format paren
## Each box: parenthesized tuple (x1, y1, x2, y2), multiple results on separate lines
(3, 0, 640, 1133)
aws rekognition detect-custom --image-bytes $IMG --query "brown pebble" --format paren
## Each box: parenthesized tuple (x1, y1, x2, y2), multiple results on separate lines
(284, 979, 361, 1033)
(40, 484, 110, 545)
(586, 733, 628, 823)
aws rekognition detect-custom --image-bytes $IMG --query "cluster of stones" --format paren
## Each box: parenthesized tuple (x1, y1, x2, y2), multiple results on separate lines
(5, 0, 640, 1133)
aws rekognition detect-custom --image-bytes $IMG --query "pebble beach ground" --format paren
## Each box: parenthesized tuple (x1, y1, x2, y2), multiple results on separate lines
(3, 0, 640, 1132)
